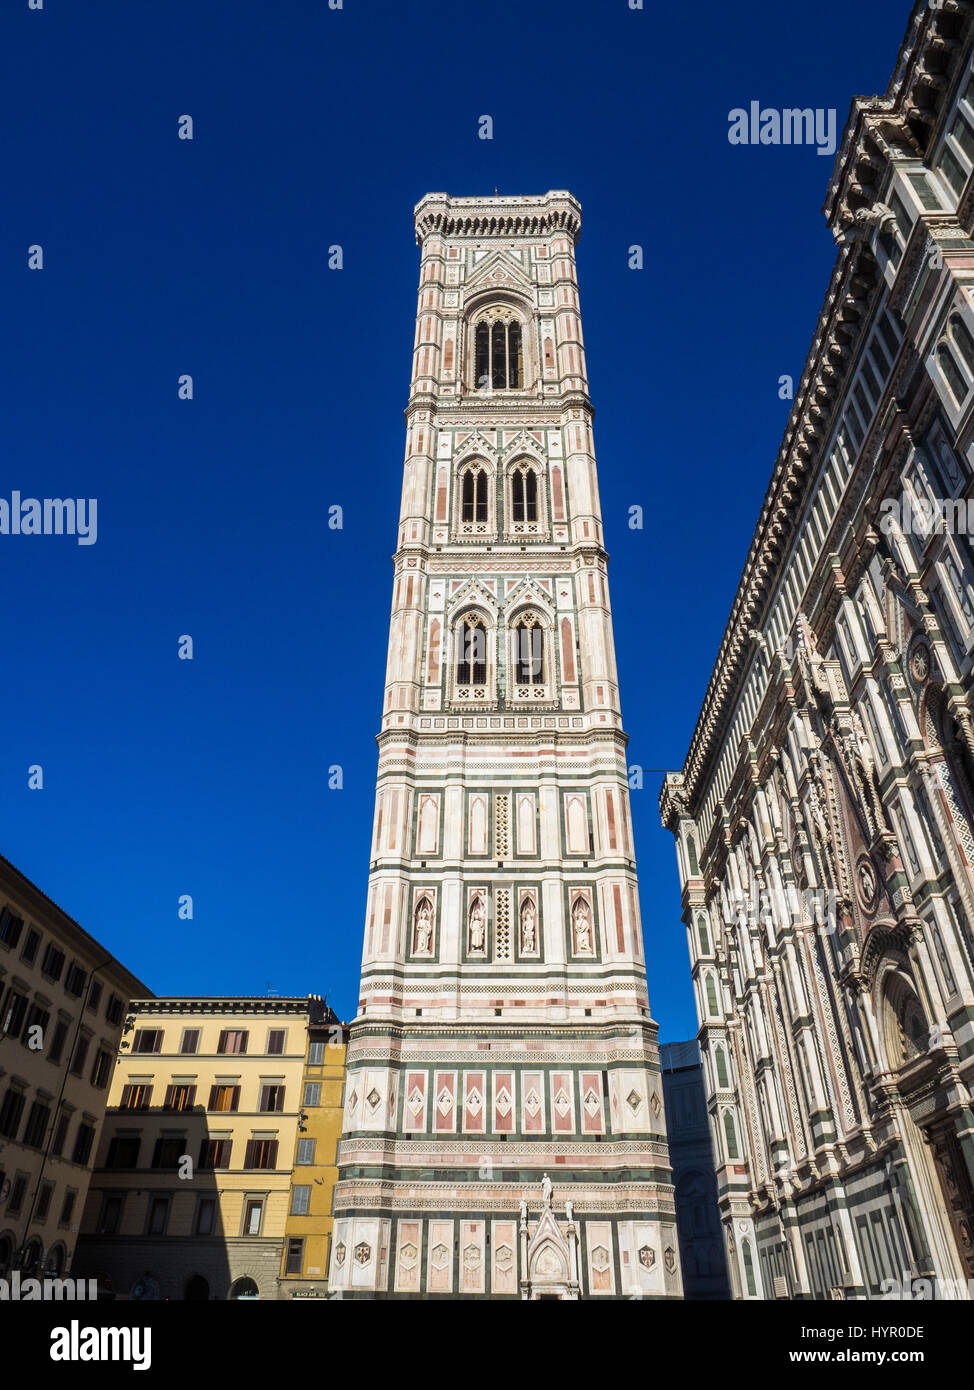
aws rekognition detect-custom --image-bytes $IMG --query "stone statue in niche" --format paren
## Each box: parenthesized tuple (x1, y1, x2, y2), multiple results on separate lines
(468, 897, 486, 954)
(572, 898, 593, 955)
(414, 900, 433, 955)
(541, 1173, 552, 1208)
(520, 898, 537, 953)
(858, 859, 877, 909)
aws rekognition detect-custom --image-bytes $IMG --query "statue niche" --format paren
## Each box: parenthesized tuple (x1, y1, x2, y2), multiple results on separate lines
(413, 897, 434, 956)
(468, 895, 487, 955)
(520, 896, 538, 954)
(571, 897, 594, 956)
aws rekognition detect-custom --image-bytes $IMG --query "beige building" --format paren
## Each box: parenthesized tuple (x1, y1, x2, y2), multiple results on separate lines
(0, 853, 149, 1280)
(278, 997, 347, 1299)
(75, 996, 318, 1300)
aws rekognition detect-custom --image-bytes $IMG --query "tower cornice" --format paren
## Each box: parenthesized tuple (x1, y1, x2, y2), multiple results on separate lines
(414, 190, 582, 247)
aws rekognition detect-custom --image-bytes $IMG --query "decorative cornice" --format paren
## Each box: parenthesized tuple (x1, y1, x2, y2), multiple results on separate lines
(125, 996, 316, 1017)
(414, 191, 582, 247)
(825, 0, 974, 233)
(665, 0, 974, 821)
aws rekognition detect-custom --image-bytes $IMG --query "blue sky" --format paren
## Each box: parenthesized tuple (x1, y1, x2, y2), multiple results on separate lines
(1, 0, 904, 1041)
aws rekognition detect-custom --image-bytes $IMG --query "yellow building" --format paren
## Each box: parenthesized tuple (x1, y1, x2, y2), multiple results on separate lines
(74, 996, 330, 1300)
(277, 996, 346, 1299)
(0, 854, 149, 1284)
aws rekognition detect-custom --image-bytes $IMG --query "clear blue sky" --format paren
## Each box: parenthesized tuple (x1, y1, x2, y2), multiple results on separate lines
(1, 0, 904, 1041)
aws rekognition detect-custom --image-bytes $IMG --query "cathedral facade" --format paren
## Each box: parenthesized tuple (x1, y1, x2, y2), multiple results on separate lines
(329, 191, 681, 1299)
(661, 1, 974, 1300)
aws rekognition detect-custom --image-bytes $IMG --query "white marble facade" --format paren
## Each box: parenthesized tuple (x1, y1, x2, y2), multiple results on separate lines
(330, 191, 681, 1298)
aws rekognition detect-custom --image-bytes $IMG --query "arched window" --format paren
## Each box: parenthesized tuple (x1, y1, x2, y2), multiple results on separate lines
(705, 972, 719, 1016)
(715, 1046, 729, 1088)
(511, 464, 538, 523)
(723, 1110, 740, 1161)
(938, 342, 967, 403)
(687, 835, 699, 876)
(473, 314, 522, 389)
(44, 1244, 66, 1277)
(697, 915, 711, 956)
(514, 613, 545, 687)
(461, 468, 488, 524)
(949, 313, 974, 379)
(456, 618, 487, 687)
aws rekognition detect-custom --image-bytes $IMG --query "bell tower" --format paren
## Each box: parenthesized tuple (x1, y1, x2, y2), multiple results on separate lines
(329, 191, 682, 1299)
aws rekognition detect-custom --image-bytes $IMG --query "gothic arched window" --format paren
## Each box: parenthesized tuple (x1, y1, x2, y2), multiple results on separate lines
(511, 464, 538, 523)
(514, 613, 545, 687)
(456, 617, 487, 687)
(461, 468, 488, 524)
(697, 915, 711, 956)
(949, 313, 974, 380)
(938, 342, 967, 404)
(473, 314, 523, 390)
(723, 1110, 740, 1161)
(715, 1046, 729, 1089)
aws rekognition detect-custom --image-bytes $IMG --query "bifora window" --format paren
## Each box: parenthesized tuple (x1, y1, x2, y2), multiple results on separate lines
(474, 314, 523, 389)
(456, 618, 487, 686)
(514, 614, 545, 687)
(511, 464, 538, 524)
(461, 467, 488, 524)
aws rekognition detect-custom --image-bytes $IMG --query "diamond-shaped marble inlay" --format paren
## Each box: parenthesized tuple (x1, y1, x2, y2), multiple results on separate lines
(495, 1243, 513, 1271)
(399, 1241, 418, 1272)
(583, 1088, 600, 1117)
(495, 1087, 512, 1117)
(354, 1241, 372, 1266)
(436, 1087, 453, 1116)
(348, 1090, 359, 1113)
(591, 1245, 610, 1272)
(553, 1087, 571, 1117)
(626, 1089, 642, 1114)
(466, 1087, 483, 1115)
(431, 1243, 449, 1270)
(650, 1090, 661, 1117)
(407, 1086, 424, 1116)
(335, 1241, 346, 1267)
(524, 1088, 542, 1117)
(366, 1087, 382, 1111)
